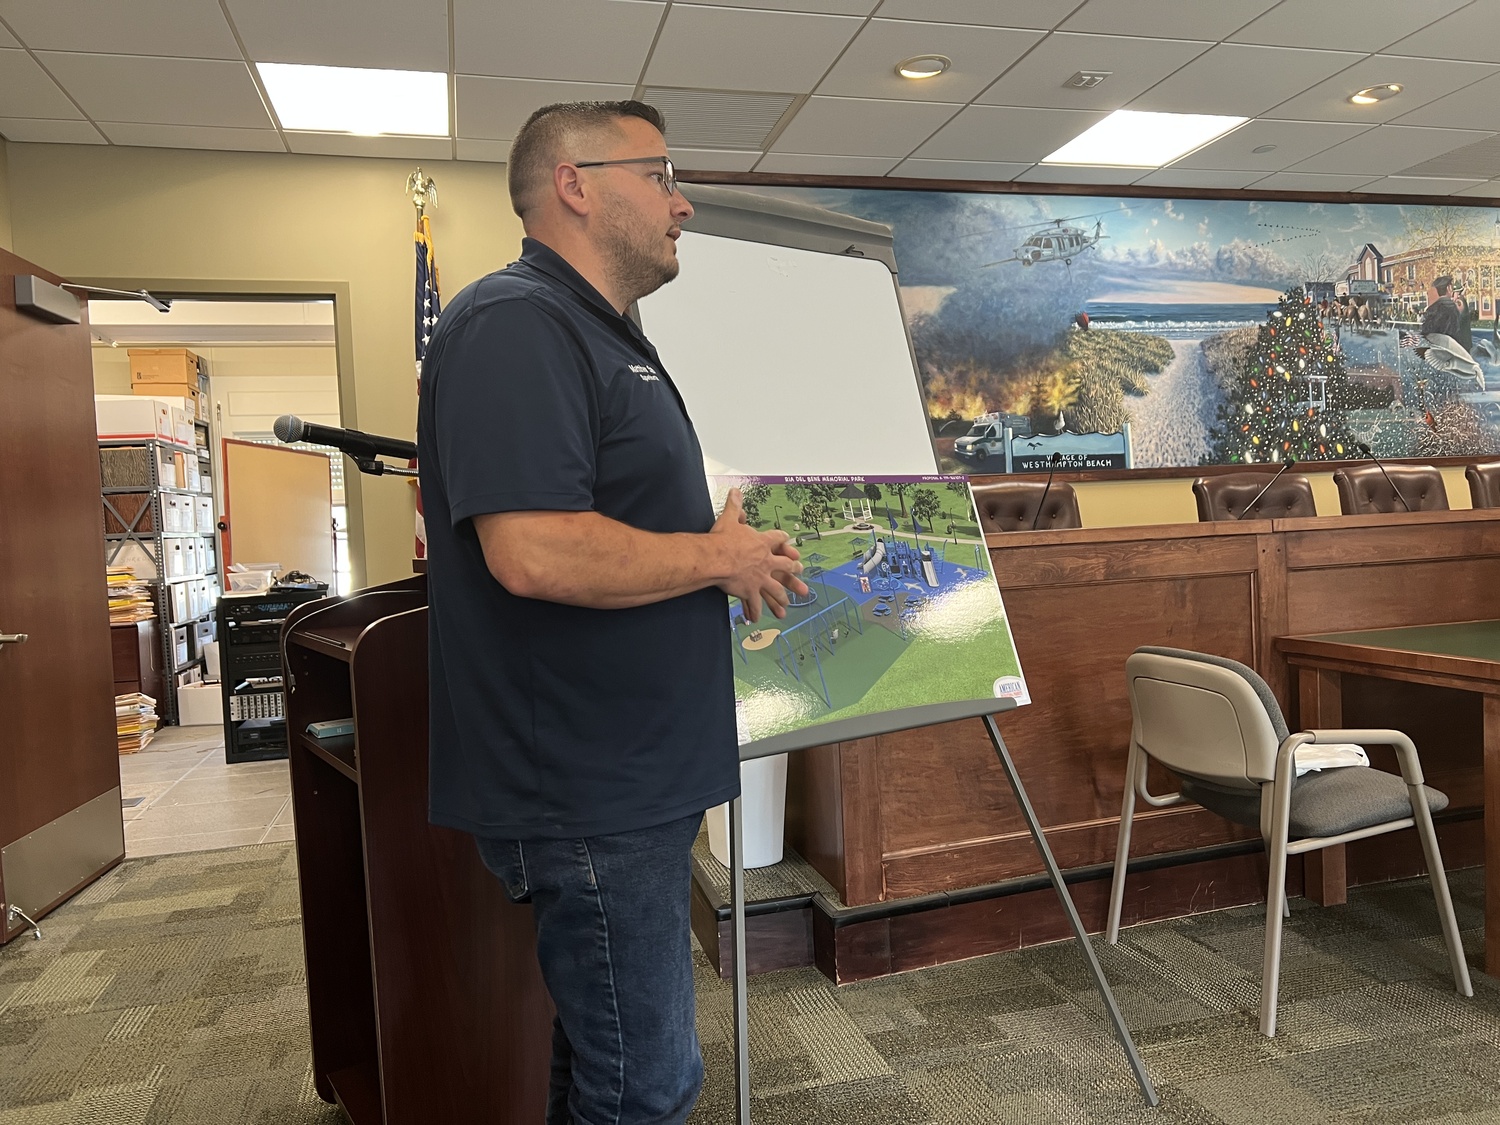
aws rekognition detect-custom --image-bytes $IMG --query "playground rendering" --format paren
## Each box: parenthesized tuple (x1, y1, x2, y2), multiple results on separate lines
(714, 476, 1029, 745)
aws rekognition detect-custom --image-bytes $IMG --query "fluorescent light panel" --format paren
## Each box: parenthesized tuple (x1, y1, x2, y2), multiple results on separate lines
(1042, 109, 1247, 168)
(258, 63, 448, 136)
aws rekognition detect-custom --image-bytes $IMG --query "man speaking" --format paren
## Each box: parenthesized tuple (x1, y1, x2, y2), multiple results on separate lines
(417, 101, 806, 1124)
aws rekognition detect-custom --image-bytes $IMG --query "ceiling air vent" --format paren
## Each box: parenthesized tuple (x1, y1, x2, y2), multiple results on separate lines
(1398, 134, 1500, 180)
(640, 87, 798, 151)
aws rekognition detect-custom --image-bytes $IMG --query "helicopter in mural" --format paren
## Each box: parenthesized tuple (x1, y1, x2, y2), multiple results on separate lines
(982, 215, 1108, 268)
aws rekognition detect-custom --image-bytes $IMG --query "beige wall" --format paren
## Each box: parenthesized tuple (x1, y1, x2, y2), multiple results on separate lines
(0, 138, 12, 252)
(11, 141, 525, 586)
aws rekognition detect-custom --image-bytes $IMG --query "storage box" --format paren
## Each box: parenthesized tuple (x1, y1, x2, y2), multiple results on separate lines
(165, 539, 186, 578)
(172, 625, 189, 668)
(176, 681, 224, 726)
(169, 406, 192, 445)
(128, 348, 203, 388)
(169, 581, 189, 622)
(96, 396, 172, 442)
(195, 497, 213, 533)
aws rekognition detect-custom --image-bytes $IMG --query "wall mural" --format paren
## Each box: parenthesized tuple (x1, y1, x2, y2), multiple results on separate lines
(732, 186, 1500, 474)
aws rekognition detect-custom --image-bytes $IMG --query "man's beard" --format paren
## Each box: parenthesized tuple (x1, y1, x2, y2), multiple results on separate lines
(597, 194, 679, 306)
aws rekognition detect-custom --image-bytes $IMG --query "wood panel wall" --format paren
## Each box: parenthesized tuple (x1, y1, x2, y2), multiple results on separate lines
(785, 510, 1500, 914)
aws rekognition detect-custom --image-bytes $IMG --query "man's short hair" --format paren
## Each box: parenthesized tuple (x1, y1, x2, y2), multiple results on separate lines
(1433, 274, 1453, 294)
(507, 101, 667, 220)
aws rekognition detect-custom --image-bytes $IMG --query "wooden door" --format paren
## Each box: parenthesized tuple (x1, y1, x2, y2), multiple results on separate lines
(221, 439, 334, 585)
(0, 249, 122, 941)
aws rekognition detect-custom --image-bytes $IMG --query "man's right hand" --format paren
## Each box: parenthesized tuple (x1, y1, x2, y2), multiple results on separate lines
(712, 488, 809, 622)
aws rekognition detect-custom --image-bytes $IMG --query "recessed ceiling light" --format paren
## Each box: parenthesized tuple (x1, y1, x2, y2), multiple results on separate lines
(1350, 83, 1403, 105)
(897, 55, 951, 80)
(1252, 144, 1278, 154)
(257, 62, 449, 136)
(1041, 109, 1248, 168)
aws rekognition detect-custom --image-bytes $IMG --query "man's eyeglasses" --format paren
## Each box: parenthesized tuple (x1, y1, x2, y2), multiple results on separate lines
(574, 156, 678, 197)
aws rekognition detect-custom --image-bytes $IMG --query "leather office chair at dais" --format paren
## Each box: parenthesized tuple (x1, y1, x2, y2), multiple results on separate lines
(1193, 471, 1317, 521)
(1107, 646, 1471, 1037)
(1333, 462, 1448, 514)
(1464, 460, 1500, 509)
(971, 480, 1082, 533)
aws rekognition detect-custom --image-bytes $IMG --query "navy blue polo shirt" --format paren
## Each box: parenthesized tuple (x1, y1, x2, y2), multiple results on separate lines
(416, 238, 739, 839)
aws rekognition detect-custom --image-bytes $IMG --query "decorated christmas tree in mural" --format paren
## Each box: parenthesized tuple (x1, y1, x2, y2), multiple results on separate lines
(1208, 287, 1360, 466)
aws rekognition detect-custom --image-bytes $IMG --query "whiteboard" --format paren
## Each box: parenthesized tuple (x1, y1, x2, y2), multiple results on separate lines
(637, 230, 938, 476)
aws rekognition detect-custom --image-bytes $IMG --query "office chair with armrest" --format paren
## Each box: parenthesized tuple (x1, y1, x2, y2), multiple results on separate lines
(1465, 461, 1500, 509)
(1333, 462, 1448, 514)
(971, 481, 1081, 532)
(1107, 646, 1471, 1037)
(1193, 472, 1317, 521)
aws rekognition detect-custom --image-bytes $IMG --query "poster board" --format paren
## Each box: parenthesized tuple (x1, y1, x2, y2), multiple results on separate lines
(711, 475, 1028, 757)
(221, 439, 334, 584)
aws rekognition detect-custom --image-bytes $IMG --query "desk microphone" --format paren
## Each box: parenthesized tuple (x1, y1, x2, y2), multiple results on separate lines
(1354, 442, 1410, 512)
(1031, 452, 1063, 531)
(274, 415, 417, 462)
(1236, 457, 1296, 520)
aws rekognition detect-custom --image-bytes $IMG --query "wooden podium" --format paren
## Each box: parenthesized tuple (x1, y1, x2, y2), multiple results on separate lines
(282, 575, 552, 1123)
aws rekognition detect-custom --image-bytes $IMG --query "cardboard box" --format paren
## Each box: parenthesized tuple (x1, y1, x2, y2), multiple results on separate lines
(172, 625, 189, 667)
(95, 396, 172, 442)
(169, 406, 192, 445)
(169, 581, 189, 622)
(176, 681, 224, 726)
(195, 497, 213, 533)
(128, 348, 203, 387)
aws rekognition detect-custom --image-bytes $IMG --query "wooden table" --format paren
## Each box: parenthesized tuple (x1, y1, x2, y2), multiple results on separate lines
(1279, 619, 1500, 971)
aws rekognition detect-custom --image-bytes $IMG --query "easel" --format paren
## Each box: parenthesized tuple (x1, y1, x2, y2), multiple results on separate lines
(724, 701, 1159, 1121)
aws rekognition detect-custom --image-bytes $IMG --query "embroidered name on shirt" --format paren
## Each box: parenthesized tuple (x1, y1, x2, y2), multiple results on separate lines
(628, 363, 660, 381)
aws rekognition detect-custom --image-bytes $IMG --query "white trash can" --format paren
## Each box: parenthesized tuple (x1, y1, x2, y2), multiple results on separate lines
(706, 753, 788, 869)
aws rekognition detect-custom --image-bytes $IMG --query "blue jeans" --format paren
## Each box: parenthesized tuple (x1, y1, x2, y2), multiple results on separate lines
(475, 812, 704, 1125)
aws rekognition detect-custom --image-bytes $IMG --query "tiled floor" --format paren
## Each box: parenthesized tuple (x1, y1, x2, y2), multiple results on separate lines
(118, 724, 294, 857)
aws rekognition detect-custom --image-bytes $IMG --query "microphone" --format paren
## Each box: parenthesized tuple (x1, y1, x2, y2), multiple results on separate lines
(274, 415, 416, 462)
(1355, 442, 1410, 512)
(1031, 452, 1063, 531)
(1236, 457, 1296, 519)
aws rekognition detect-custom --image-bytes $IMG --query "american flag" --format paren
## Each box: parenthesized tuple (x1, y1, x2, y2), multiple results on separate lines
(413, 214, 441, 557)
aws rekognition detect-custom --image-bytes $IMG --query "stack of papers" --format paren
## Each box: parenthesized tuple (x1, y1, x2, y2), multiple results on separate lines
(107, 567, 155, 624)
(116, 692, 158, 753)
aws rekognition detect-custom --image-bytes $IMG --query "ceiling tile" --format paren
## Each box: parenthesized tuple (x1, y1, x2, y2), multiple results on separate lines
(1355, 175, 1488, 195)
(1016, 163, 1142, 184)
(0, 47, 82, 119)
(1267, 55, 1499, 123)
(674, 0, 876, 12)
(1228, 0, 1469, 53)
(876, 0, 1077, 29)
(455, 0, 665, 83)
(1132, 167, 1267, 189)
(0, 116, 105, 143)
(1451, 180, 1500, 198)
(0, 0, 240, 58)
(226, 0, 449, 70)
(889, 157, 1031, 181)
(770, 95, 959, 157)
(1385, 2, 1500, 64)
(1292, 125, 1492, 175)
(1250, 170, 1380, 192)
(285, 132, 454, 160)
(977, 33, 1212, 111)
(646, 6, 862, 92)
(671, 147, 762, 172)
(1392, 71, 1500, 131)
(1400, 134, 1500, 179)
(816, 19, 1043, 103)
(456, 137, 509, 162)
(456, 77, 633, 141)
(0, 23, 17, 47)
(912, 104, 1109, 162)
(38, 52, 271, 128)
(755, 152, 900, 175)
(1129, 44, 1363, 117)
(1061, 0, 1280, 41)
(97, 121, 285, 152)
(1174, 119, 1374, 171)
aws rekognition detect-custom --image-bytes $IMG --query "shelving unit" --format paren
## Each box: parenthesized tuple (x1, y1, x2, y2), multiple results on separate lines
(99, 428, 220, 724)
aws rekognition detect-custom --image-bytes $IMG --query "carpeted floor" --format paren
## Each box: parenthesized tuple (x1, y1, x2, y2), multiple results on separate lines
(3, 843, 1499, 1124)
